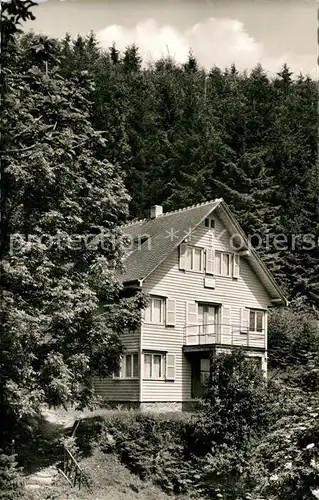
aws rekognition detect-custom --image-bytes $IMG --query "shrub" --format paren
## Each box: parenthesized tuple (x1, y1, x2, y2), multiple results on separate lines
(97, 411, 192, 494)
(0, 451, 23, 500)
(186, 350, 274, 456)
(248, 399, 319, 500)
(72, 416, 105, 457)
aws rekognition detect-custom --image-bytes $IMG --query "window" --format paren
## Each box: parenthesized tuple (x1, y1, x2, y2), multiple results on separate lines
(181, 244, 239, 277)
(186, 246, 204, 272)
(113, 361, 121, 378)
(179, 243, 204, 272)
(113, 353, 139, 378)
(143, 353, 176, 380)
(215, 251, 231, 276)
(198, 304, 219, 335)
(125, 353, 139, 378)
(144, 297, 176, 326)
(186, 302, 223, 341)
(145, 296, 164, 324)
(200, 358, 210, 385)
(205, 218, 215, 228)
(249, 310, 264, 332)
(144, 353, 163, 378)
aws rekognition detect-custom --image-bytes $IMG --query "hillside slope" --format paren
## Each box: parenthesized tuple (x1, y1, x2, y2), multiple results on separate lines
(23, 451, 195, 500)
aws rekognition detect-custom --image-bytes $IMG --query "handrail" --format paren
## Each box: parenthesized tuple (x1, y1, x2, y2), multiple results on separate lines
(57, 420, 88, 490)
(64, 446, 83, 473)
(184, 323, 265, 348)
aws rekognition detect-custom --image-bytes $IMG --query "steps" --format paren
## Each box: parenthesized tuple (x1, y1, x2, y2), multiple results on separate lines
(25, 465, 59, 491)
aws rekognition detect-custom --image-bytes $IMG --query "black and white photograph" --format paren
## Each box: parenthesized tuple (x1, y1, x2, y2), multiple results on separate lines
(1, 0, 318, 498)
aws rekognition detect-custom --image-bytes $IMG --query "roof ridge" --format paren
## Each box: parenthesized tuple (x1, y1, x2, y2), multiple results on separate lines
(158, 198, 222, 218)
(121, 218, 146, 228)
(121, 198, 222, 227)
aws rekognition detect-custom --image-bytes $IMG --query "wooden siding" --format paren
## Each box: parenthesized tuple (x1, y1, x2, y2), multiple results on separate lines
(93, 328, 140, 402)
(141, 210, 271, 402)
(93, 378, 139, 401)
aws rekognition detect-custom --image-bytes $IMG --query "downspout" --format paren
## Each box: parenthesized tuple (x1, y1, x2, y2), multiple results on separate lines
(139, 320, 143, 406)
(264, 309, 268, 378)
(138, 279, 144, 406)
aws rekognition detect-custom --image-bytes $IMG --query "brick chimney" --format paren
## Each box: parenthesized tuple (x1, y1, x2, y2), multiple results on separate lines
(150, 205, 163, 218)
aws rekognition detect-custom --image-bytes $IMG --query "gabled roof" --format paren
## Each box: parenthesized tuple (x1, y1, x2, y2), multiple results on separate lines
(119, 198, 288, 306)
(120, 199, 221, 283)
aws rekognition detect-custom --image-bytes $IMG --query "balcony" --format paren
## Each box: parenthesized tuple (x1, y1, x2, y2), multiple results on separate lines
(183, 322, 266, 352)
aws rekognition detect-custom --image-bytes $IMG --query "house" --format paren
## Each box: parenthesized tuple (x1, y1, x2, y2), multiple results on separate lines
(93, 199, 287, 411)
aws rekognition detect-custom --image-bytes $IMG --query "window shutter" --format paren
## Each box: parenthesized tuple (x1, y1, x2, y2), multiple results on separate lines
(187, 302, 198, 335)
(179, 243, 187, 270)
(144, 303, 151, 323)
(221, 305, 231, 341)
(205, 248, 215, 275)
(240, 308, 249, 333)
(233, 254, 240, 278)
(166, 298, 176, 326)
(207, 306, 216, 338)
(166, 354, 175, 380)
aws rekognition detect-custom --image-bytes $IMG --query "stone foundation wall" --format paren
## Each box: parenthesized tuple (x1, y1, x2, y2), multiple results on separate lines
(102, 401, 140, 410)
(101, 400, 195, 412)
(140, 402, 184, 413)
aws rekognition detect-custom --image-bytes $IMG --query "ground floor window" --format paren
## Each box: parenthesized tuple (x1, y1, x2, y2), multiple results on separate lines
(144, 353, 163, 378)
(125, 353, 139, 378)
(113, 353, 139, 378)
(143, 352, 176, 380)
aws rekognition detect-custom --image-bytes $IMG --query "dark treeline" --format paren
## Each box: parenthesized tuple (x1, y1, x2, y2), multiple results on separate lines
(20, 31, 319, 311)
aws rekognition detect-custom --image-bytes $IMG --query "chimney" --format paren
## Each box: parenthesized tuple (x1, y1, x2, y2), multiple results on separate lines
(150, 205, 163, 219)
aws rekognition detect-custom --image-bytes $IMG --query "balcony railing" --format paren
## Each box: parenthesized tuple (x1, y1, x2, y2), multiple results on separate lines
(183, 323, 266, 349)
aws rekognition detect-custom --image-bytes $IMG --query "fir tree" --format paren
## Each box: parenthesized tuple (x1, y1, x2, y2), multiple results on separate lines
(123, 43, 141, 73)
(110, 42, 120, 64)
(183, 49, 198, 72)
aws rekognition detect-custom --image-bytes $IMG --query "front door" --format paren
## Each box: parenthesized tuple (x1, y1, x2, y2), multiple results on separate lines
(191, 357, 210, 398)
